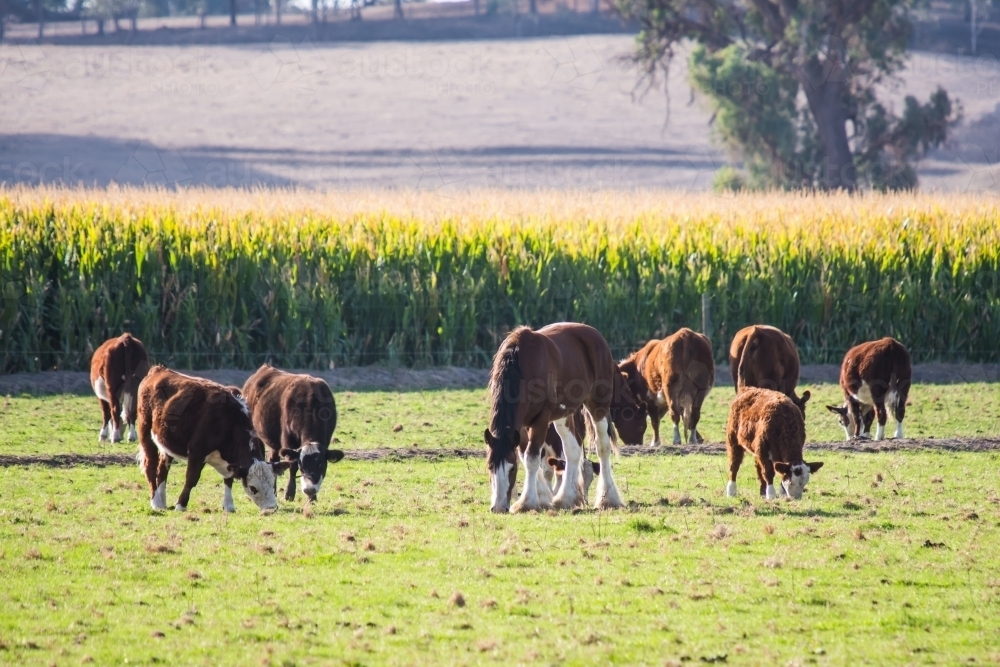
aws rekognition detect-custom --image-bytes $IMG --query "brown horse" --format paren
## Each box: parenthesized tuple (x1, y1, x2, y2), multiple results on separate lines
(484, 322, 643, 514)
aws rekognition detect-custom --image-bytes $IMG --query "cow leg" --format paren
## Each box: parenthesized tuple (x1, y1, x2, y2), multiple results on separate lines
(861, 406, 875, 438)
(285, 461, 299, 502)
(669, 401, 682, 445)
(223, 477, 236, 513)
(279, 430, 298, 501)
(511, 420, 548, 514)
(108, 391, 124, 443)
(139, 439, 167, 510)
(593, 415, 625, 510)
(648, 405, 663, 448)
(98, 399, 112, 442)
(725, 437, 743, 497)
(872, 401, 888, 441)
(686, 402, 703, 445)
(552, 417, 583, 509)
(175, 458, 205, 511)
(759, 452, 777, 500)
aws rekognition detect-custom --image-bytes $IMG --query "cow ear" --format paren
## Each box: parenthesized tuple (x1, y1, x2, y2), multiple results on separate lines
(826, 404, 846, 415)
(591, 461, 601, 475)
(807, 462, 824, 473)
(271, 461, 291, 475)
(327, 449, 345, 463)
(546, 457, 565, 471)
(773, 462, 791, 475)
(279, 448, 300, 461)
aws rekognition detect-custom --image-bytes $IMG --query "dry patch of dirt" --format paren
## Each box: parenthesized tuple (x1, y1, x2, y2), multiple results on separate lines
(2, 437, 997, 468)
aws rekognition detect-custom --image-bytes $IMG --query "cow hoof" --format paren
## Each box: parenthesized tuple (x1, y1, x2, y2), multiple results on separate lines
(725, 481, 737, 497)
(174, 504, 186, 512)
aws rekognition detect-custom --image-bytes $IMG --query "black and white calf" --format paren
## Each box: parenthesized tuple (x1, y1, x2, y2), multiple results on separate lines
(242, 365, 344, 502)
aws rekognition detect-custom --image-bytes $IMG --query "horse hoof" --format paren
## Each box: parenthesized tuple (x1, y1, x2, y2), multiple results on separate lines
(510, 500, 540, 514)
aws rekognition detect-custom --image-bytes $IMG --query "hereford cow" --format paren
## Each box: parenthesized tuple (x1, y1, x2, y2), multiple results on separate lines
(725, 387, 823, 500)
(729, 325, 810, 415)
(137, 366, 288, 512)
(541, 408, 601, 503)
(242, 365, 344, 502)
(826, 338, 912, 441)
(619, 328, 715, 446)
(90, 333, 150, 443)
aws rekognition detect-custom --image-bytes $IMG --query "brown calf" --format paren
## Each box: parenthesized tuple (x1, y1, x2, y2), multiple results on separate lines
(619, 328, 715, 446)
(826, 338, 912, 441)
(137, 366, 288, 512)
(725, 387, 823, 500)
(729, 325, 811, 415)
(542, 408, 601, 504)
(90, 333, 150, 443)
(242, 365, 345, 502)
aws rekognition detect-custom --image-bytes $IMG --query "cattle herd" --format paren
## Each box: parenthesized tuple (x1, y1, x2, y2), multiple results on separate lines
(90, 323, 912, 514)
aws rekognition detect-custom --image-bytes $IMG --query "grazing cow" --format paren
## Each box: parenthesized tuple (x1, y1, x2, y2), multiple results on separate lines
(826, 338, 912, 441)
(725, 387, 823, 500)
(90, 333, 150, 443)
(242, 365, 345, 502)
(137, 366, 288, 512)
(619, 328, 715, 446)
(484, 322, 645, 513)
(730, 325, 810, 415)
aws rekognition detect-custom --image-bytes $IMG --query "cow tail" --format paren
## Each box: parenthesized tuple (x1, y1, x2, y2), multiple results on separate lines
(736, 327, 758, 391)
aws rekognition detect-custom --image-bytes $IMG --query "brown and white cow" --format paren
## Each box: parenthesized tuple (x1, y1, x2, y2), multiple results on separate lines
(725, 387, 823, 500)
(242, 365, 344, 502)
(541, 408, 601, 504)
(137, 366, 288, 512)
(90, 333, 150, 443)
(619, 328, 715, 446)
(730, 325, 811, 415)
(826, 337, 912, 441)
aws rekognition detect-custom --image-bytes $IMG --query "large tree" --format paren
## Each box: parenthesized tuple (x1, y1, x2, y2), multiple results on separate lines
(617, 0, 959, 190)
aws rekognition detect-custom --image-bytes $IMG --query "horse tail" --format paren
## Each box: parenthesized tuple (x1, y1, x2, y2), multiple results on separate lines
(486, 329, 525, 471)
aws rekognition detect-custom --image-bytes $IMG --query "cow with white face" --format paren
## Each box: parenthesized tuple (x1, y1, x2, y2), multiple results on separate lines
(242, 365, 345, 502)
(136, 366, 288, 512)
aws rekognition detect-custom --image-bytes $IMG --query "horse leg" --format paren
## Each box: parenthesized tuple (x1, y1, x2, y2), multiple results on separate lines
(536, 445, 556, 507)
(592, 415, 625, 510)
(552, 417, 584, 509)
(510, 422, 547, 513)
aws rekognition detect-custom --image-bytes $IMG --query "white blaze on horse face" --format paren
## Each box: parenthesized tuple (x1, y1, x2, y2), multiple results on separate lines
(552, 418, 581, 510)
(151, 482, 167, 510)
(894, 421, 904, 439)
(223, 484, 236, 513)
(784, 465, 811, 499)
(725, 480, 737, 497)
(593, 417, 625, 510)
(489, 461, 513, 513)
(244, 461, 279, 510)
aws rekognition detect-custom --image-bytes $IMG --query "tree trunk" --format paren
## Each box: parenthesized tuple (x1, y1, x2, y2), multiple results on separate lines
(97, 17, 104, 34)
(801, 56, 856, 191)
(230, 0, 237, 25)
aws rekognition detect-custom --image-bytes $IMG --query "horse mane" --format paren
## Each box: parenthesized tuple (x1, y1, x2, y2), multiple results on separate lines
(486, 327, 528, 470)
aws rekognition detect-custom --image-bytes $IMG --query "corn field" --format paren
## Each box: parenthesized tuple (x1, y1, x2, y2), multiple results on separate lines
(1, 188, 998, 373)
